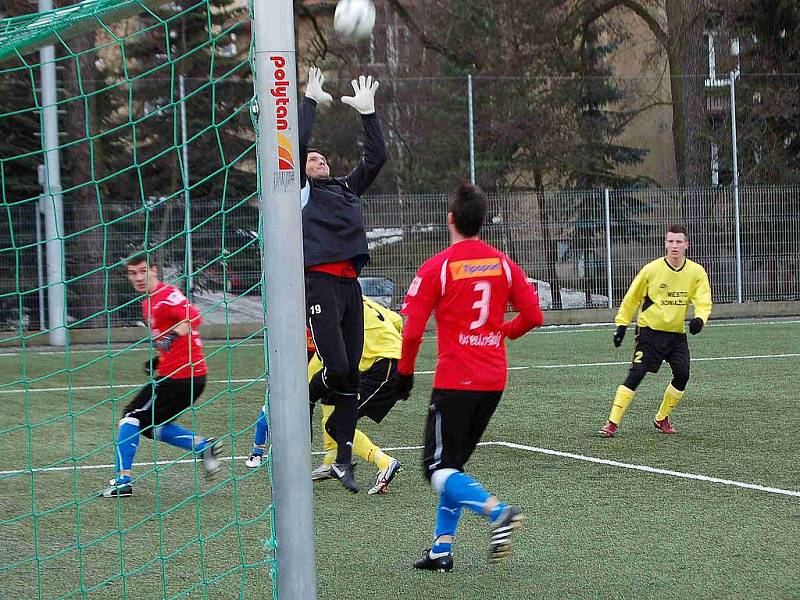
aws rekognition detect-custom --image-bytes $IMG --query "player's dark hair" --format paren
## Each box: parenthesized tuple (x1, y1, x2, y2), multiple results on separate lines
(306, 148, 326, 160)
(126, 251, 157, 268)
(667, 224, 688, 237)
(449, 181, 486, 237)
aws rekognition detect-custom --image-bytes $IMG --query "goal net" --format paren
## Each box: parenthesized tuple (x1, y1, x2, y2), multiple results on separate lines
(0, 0, 278, 597)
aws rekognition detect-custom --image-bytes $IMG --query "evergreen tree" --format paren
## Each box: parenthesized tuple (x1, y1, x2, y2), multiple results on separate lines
(99, 0, 259, 296)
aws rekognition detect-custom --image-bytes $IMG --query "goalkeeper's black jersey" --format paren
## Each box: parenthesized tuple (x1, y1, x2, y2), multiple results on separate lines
(298, 97, 386, 274)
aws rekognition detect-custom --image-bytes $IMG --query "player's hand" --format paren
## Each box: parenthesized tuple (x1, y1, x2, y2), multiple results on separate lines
(689, 317, 704, 335)
(396, 372, 414, 400)
(613, 325, 627, 348)
(143, 357, 160, 376)
(304, 66, 333, 105)
(154, 331, 179, 352)
(341, 75, 379, 114)
(173, 321, 190, 337)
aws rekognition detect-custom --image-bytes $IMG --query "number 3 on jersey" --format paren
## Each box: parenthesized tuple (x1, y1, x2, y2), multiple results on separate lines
(470, 281, 491, 329)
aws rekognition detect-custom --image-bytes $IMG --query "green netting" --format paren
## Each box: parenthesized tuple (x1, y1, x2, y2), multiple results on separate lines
(0, 0, 176, 62)
(0, 0, 277, 597)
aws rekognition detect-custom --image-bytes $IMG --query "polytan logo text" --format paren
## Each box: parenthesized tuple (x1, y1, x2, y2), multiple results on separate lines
(270, 55, 294, 171)
(449, 258, 502, 280)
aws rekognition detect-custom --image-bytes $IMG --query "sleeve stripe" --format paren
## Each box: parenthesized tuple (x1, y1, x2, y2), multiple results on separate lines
(502, 259, 512, 286)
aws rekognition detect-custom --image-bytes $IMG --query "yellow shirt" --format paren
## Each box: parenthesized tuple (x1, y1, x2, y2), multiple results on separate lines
(308, 297, 403, 380)
(615, 257, 712, 333)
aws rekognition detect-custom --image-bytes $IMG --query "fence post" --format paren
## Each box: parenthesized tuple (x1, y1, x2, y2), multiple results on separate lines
(179, 74, 193, 300)
(467, 73, 475, 184)
(730, 71, 742, 303)
(604, 188, 613, 309)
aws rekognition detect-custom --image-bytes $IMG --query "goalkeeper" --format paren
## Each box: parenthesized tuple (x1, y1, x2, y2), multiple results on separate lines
(299, 66, 387, 493)
(599, 225, 712, 438)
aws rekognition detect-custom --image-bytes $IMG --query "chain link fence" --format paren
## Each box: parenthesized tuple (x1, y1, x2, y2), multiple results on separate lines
(3, 185, 798, 331)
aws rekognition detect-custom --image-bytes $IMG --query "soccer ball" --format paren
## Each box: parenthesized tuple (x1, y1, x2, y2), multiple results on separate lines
(333, 0, 376, 43)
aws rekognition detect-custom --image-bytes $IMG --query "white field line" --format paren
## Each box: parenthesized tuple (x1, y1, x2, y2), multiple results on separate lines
(2, 317, 799, 357)
(1, 441, 797, 499)
(530, 352, 800, 369)
(0, 378, 268, 395)
(486, 441, 800, 498)
(3, 351, 798, 395)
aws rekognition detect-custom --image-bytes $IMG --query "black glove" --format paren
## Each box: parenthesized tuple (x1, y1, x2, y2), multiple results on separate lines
(689, 317, 704, 335)
(613, 325, 627, 348)
(396, 373, 414, 400)
(154, 331, 179, 352)
(143, 357, 160, 376)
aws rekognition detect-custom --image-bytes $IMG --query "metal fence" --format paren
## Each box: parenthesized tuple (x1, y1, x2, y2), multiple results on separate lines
(1, 185, 798, 331)
(361, 185, 800, 310)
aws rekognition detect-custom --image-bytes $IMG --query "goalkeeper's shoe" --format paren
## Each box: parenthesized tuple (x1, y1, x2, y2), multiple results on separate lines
(599, 421, 618, 438)
(368, 458, 401, 495)
(200, 437, 223, 480)
(245, 452, 264, 468)
(653, 417, 677, 434)
(414, 549, 453, 573)
(489, 505, 524, 564)
(329, 462, 358, 493)
(311, 463, 332, 481)
(101, 481, 133, 498)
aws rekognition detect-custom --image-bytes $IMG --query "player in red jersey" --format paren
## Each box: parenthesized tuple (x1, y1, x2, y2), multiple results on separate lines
(101, 253, 222, 498)
(398, 182, 544, 571)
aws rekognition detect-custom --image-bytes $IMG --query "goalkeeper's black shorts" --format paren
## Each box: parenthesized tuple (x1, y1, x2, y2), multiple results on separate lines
(123, 376, 206, 437)
(421, 389, 502, 481)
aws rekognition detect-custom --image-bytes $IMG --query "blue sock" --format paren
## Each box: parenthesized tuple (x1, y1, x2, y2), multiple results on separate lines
(157, 422, 199, 451)
(488, 502, 509, 523)
(442, 471, 496, 519)
(434, 492, 462, 540)
(253, 406, 269, 448)
(115, 420, 140, 476)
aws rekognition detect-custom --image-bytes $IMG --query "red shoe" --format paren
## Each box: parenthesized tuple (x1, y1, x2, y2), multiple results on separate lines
(653, 417, 677, 434)
(598, 421, 617, 438)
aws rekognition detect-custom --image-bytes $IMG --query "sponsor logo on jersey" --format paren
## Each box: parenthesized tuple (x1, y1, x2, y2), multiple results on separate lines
(458, 330, 502, 348)
(449, 258, 502, 280)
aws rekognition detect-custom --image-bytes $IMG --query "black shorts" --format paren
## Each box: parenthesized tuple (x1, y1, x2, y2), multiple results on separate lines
(305, 272, 363, 397)
(421, 388, 502, 481)
(123, 376, 206, 436)
(357, 358, 400, 423)
(631, 327, 690, 375)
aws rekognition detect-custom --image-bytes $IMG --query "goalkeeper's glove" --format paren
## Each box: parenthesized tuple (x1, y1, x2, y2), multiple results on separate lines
(689, 317, 704, 335)
(341, 75, 379, 115)
(396, 372, 414, 400)
(143, 357, 160, 376)
(154, 331, 179, 352)
(613, 325, 627, 348)
(304, 66, 333, 105)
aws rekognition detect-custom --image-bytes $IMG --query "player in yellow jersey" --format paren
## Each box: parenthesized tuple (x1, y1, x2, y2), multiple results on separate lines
(599, 225, 712, 437)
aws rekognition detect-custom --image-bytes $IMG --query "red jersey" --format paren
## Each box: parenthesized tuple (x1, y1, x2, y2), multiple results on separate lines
(143, 283, 207, 379)
(399, 239, 542, 391)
